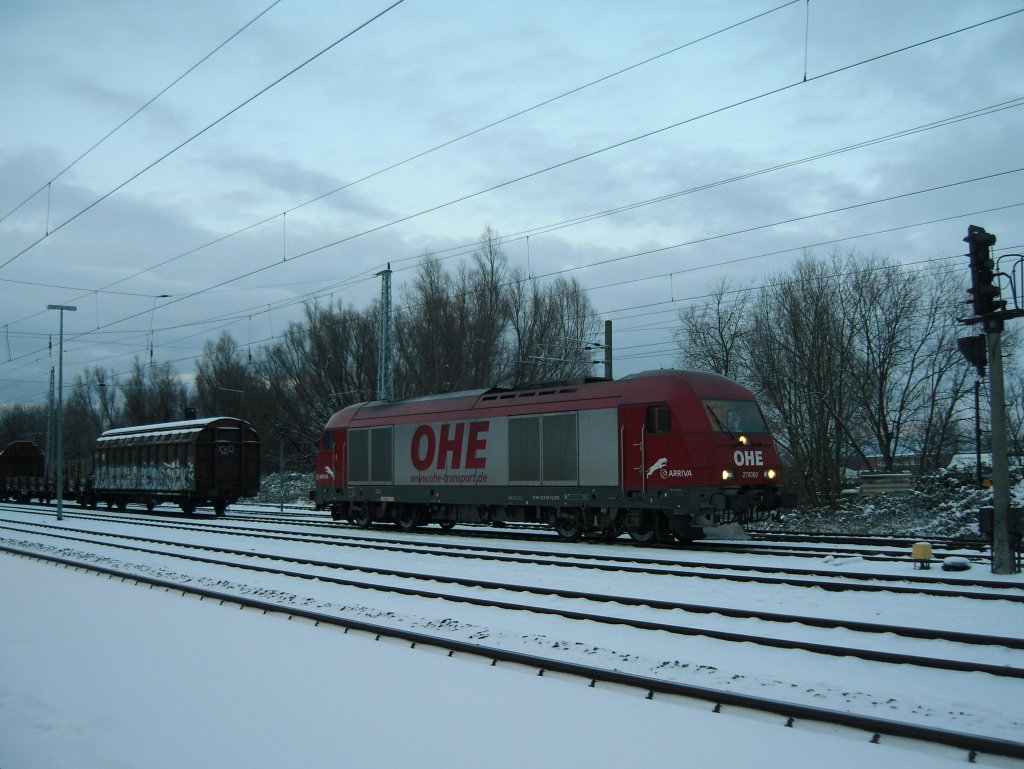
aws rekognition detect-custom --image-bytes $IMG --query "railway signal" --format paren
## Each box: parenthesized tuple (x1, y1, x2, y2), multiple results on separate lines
(965, 225, 1003, 317)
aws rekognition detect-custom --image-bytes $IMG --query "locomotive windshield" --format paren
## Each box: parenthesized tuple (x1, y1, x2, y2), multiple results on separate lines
(702, 398, 767, 434)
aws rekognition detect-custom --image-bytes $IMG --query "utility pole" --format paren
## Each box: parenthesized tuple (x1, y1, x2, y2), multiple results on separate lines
(377, 264, 393, 401)
(276, 422, 286, 514)
(604, 320, 613, 380)
(46, 366, 55, 483)
(46, 304, 76, 522)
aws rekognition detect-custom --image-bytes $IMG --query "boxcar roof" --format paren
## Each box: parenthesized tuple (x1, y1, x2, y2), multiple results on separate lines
(97, 417, 252, 443)
(0, 440, 45, 459)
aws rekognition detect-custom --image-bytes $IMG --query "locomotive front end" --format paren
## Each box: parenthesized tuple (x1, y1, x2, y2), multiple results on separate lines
(702, 395, 790, 524)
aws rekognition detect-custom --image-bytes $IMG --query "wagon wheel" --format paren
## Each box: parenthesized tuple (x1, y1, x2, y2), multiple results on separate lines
(213, 500, 227, 516)
(553, 511, 584, 542)
(146, 500, 156, 512)
(179, 500, 196, 515)
(115, 500, 128, 512)
(438, 520, 456, 531)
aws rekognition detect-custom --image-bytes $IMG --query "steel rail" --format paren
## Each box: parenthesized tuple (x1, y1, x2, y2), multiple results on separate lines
(2, 513, 1021, 602)
(3, 526, 1023, 679)
(2, 544, 1022, 763)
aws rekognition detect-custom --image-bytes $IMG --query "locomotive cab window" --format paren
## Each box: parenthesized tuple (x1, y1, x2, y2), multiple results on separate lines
(645, 405, 671, 434)
(702, 398, 768, 434)
(322, 430, 335, 451)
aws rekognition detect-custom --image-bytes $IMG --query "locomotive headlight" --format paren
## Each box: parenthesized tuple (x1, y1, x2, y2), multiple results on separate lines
(766, 468, 777, 480)
(738, 435, 749, 445)
(722, 469, 735, 481)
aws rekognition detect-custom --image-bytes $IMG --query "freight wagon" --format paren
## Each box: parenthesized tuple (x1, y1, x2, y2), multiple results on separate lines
(82, 417, 261, 514)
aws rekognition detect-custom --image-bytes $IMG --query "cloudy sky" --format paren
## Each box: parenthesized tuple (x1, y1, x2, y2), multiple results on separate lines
(1, 0, 1022, 406)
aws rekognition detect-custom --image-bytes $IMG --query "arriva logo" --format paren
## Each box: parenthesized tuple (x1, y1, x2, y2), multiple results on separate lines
(646, 457, 668, 478)
(733, 449, 764, 466)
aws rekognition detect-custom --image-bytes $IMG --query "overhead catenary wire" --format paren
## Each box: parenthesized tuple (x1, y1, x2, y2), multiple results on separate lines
(0, 0, 284, 229)
(7, 94, 1020, 309)
(25, 0, 806, 307)
(2, 161, 1021, 394)
(10, 239, 998, 403)
(1, 8, 1020, 398)
(0, 0, 408, 273)
(7, 215, 1019, 406)
(2, 6, 1017, 312)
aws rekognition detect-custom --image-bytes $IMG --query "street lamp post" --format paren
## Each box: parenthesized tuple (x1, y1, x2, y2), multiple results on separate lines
(47, 304, 76, 521)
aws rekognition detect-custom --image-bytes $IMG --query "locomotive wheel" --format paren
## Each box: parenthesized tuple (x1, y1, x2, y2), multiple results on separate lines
(553, 512, 583, 542)
(395, 510, 421, 532)
(626, 511, 665, 546)
(349, 507, 372, 528)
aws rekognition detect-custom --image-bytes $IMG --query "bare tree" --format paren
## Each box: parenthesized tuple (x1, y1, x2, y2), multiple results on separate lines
(674, 277, 750, 378)
(395, 228, 519, 395)
(68, 366, 120, 433)
(256, 301, 377, 466)
(394, 254, 462, 396)
(194, 331, 266, 422)
(844, 253, 925, 470)
(119, 358, 188, 426)
(675, 250, 988, 504)
(745, 256, 865, 505)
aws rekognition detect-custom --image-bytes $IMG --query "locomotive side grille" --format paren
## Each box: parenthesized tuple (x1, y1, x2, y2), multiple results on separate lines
(349, 429, 369, 483)
(508, 417, 540, 483)
(542, 413, 578, 483)
(370, 427, 393, 484)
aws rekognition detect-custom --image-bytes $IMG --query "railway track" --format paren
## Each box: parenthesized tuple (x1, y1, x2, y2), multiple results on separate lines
(4, 527, 1024, 679)
(7, 500, 1001, 569)
(3, 507, 1021, 602)
(3, 542, 1022, 764)
(234, 507, 1000, 564)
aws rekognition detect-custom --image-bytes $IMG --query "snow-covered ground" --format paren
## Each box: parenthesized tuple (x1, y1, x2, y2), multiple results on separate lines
(2, 506, 1023, 768)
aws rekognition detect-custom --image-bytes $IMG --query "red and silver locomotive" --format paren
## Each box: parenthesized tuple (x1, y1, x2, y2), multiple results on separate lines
(311, 370, 793, 544)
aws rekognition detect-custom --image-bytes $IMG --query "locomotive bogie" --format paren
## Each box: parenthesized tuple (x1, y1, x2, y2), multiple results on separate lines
(313, 370, 793, 544)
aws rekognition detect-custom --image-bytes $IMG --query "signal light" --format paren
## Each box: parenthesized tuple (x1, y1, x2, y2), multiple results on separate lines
(965, 225, 1002, 317)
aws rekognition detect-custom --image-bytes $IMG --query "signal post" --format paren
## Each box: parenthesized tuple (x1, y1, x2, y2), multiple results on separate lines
(959, 225, 1022, 574)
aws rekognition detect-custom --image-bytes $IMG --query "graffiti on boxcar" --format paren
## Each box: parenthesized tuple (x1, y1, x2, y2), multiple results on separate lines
(96, 462, 196, 491)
